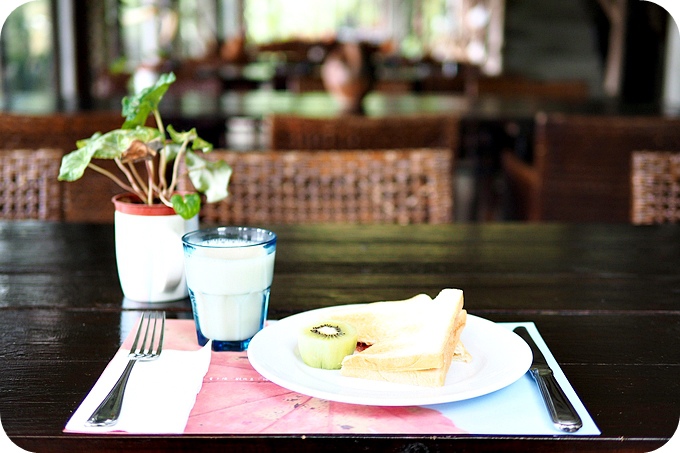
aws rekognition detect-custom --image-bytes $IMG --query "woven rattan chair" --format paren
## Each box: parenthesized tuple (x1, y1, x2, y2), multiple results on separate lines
(501, 113, 680, 222)
(0, 111, 135, 223)
(631, 151, 680, 224)
(266, 114, 459, 153)
(0, 148, 63, 220)
(180, 148, 453, 224)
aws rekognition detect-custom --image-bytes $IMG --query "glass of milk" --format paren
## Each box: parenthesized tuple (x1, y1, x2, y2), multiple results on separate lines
(182, 227, 277, 351)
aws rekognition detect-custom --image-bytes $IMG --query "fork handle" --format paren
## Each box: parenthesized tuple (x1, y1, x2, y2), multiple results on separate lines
(85, 360, 136, 427)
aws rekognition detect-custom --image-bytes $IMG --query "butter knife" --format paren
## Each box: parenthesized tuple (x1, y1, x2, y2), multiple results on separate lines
(513, 326, 583, 432)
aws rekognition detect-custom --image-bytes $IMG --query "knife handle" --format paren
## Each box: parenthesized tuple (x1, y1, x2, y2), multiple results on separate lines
(530, 369, 583, 432)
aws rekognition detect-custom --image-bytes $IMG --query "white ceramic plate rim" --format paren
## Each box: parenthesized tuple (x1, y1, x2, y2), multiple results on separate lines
(247, 306, 532, 406)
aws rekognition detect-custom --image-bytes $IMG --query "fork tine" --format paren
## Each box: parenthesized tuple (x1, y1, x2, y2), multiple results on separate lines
(140, 313, 152, 356)
(143, 313, 154, 356)
(128, 311, 149, 354)
(132, 311, 165, 358)
(128, 312, 165, 358)
(156, 311, 165, 356)
(145, 312, 159, 357)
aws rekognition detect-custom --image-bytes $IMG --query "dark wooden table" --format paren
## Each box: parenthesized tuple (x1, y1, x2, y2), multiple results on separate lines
(1, 221, 678, 452)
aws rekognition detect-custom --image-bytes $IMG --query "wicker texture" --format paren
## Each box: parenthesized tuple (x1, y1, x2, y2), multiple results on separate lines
(0, 149, 63, 220)
(631, 151, 680, 224)
(267, 114, 459, 152)
(0, 111, 134, 223)
(502, 113, 680, 222)
(180, 149, 453, 224)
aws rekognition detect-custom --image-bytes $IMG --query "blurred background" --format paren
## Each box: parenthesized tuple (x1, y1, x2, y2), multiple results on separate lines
(1, 0, 678, 223)
(1, 0, 677, 113)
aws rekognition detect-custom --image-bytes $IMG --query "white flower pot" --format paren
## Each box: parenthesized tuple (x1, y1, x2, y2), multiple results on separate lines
(112, 194, 199, 302)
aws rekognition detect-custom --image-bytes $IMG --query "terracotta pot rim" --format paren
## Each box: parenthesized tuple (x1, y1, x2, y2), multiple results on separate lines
(112, 193, 177, 216)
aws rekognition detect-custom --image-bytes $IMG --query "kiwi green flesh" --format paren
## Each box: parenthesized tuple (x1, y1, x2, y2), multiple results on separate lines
(298, 320, 358, 370)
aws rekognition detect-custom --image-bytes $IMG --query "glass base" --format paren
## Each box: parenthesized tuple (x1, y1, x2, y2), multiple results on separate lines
(195, 327, 254, 351)
(188, 287, 270, 353)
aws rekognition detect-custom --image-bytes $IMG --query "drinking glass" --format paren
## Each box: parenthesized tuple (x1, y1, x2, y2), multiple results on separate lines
(182, 227, 277, 351)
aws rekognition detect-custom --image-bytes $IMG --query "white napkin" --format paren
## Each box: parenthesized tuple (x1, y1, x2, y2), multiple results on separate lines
(65, 343, 212, 434)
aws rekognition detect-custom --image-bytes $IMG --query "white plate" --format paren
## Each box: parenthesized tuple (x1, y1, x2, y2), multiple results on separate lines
(247, 306, 532, 406)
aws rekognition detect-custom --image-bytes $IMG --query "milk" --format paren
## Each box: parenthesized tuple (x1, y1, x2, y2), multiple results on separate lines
(184, 236, 276, 342)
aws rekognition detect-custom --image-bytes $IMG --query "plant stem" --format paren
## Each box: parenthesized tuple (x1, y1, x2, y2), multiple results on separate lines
(87, 163, 137, 195)
(153, 109, 165, 136)
(158, 192, 173, 208)
(115, 159, 148, 201)
(128, 163, 149, 196)
(159, 151, 168, 192)
(154, 109, 168, 192)
(166, 138, 190, 195)
(146, 159, 155, 205)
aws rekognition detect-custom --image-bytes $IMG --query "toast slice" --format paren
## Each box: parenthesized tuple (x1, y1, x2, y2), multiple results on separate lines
(329, 288, 470, 386)
(340, 340, 471, 387)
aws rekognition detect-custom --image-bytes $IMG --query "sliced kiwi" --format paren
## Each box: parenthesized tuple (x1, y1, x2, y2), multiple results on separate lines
(298, 320, 358, 370)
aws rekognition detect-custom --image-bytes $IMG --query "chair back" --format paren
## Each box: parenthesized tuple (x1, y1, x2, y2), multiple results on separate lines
(631, 151, 680, 224)
(180, 148, 453, 224)
(0, 148, 63, 220)
(0, 111, 132, 223)
(266, 114, 459, 153)
(531, 113, 680, 222)
(0, 111, 126, 151)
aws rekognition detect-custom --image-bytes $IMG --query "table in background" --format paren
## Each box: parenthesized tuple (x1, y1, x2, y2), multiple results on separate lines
(0, 221, 678, 452)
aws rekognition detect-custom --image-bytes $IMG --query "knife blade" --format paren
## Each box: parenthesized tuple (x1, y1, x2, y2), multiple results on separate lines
(513, 326, 583, 432)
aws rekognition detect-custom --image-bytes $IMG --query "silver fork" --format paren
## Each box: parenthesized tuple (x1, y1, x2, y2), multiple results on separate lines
(86, 311, 165, 427)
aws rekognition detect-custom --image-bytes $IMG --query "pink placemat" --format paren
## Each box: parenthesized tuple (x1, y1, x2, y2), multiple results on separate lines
(180, 320, 464, 434)
(67, 319, 600, 435)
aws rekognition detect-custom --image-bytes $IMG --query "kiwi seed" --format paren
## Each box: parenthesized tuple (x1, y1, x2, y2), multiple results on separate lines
(311, 324, 345, 337)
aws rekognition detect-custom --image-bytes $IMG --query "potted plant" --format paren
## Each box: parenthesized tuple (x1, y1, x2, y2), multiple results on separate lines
(58, 72, 232, 302)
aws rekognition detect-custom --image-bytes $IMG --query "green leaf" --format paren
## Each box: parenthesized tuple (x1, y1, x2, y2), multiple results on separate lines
(82, 126, 161, 159)
(59, 127, 164, 181)
(171, 193, 201, 220)
(166, 125, 213, 152)
(167, 124, 197, 144)
(164, 125, 213, 168)
(89, 127, 163, 159)
(185, 151, 232, 203)
(121, 72, 176, 128)
(192, 136, 213, 153)
(76, 131, 103, 149)
(58, 147, 98, 181)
